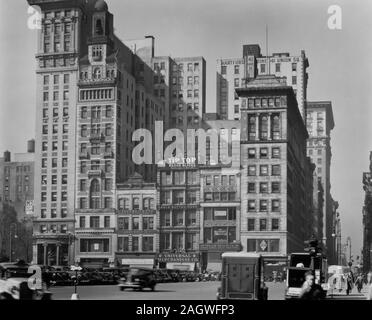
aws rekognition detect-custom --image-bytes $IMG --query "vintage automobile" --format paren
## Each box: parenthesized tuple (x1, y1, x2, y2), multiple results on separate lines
(118, 267, 157, 291)
(216, 252, 268, 300)
(0, 261, 52, 300)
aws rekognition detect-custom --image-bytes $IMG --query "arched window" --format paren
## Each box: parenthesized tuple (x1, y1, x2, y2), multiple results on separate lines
(95, 19, 103, 35)
(90, 179, 100, 193)
(260, 115, 268, 140)
(143, 198, 150, 210)
(93, 67, 101, 80)
(133, 197, 140, 210)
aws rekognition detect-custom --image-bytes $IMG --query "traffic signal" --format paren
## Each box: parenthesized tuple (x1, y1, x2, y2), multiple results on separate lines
(304, 238, 320, 256)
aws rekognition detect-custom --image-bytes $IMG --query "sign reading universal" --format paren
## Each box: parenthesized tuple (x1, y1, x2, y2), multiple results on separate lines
(132, 121, 240, 166)
(157, 253, 199, 263)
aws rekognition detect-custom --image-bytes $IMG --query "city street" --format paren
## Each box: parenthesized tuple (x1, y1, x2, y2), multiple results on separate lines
(50, 281, 370, 300)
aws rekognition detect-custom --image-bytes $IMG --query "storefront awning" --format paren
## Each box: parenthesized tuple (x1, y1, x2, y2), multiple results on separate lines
(167, 262, 195, 271)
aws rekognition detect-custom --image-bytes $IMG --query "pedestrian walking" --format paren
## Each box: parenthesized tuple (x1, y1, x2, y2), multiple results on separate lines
(366, 271, 372, 300)
(299, 271, 324, 300)
(346, 272, 354, 295)
(355, 274, 364, 293)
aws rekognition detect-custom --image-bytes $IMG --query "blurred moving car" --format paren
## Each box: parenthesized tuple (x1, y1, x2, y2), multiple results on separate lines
(118, 267, 157, 291)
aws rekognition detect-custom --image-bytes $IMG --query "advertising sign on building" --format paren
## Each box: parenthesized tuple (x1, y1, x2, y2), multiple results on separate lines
(157, 252, 199, 263)
(214, 210, 227, 217)
(25, 200, 34, 215)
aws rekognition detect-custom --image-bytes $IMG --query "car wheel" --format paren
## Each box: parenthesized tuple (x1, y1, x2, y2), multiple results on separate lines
(150, 285, 156, 292)
(119, 287, 125, 291)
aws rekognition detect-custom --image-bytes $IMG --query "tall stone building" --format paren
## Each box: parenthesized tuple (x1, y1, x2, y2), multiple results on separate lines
(237, 75, 313, 261)
(28, 0, 162, 267)
(216, 44, 309, 122)
(124, 37, 206, 132)
(305, 101, 336, 260)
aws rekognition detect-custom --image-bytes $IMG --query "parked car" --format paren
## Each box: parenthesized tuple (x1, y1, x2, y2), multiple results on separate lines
(118, 267, 157, 291)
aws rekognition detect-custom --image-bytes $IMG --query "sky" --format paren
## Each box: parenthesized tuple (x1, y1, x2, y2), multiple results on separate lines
(1, 0, 371, 258)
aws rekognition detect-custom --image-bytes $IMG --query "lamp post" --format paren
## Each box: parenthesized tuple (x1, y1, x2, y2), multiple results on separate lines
(9, 223, 18, 263)
(67, 232, 73, 267)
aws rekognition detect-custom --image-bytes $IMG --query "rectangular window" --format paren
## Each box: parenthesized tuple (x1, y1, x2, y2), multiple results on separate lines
(79, 198, 87, 209)
(61, 191, 67, 201)
(248, 183, 255, 193)
(90, 216, 100, 228)
(248, 200, 256, 212)
(160, 210, 171, 227)
(173, 191, 184, 204)
(63, 74, 69, 84)
(272, 219, 279, 231)
(143, 217, 154, 230)
(118, 217, 129, 230)
(248, 219, 255, 231)
(142, 237, 154, 252)
(272, 165, 281, 176)
(260, 200, 268, 211)
(260, 182, 268, 193)
(248, 148, 256, 159)
(104, 216, 110, 228)
(272, 147, 281, 158)
(292, 76, 297, 85)
(260, 64, 266, 73)
(260, 148, 268, 158)
(272, 199, 280, 212)
(52, 158, 57, 168)
(259, 219, 267, 231)
(260, 165, 268, 176)
(51, 209, 57, 219)
(132, 217, 140, 230)
(248, 166, 256, 176)
(104, 197, 112, 209)
(221, 66, 227, 74)
(80, 216, 86, 228)
(174, 171, 185, 185)
(275, 63, 280, 72)
(234, 65, 240, 74)
(272, 182, 281, 193)
(234, 78, 239, 87)
(81, 107, 87, 119)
